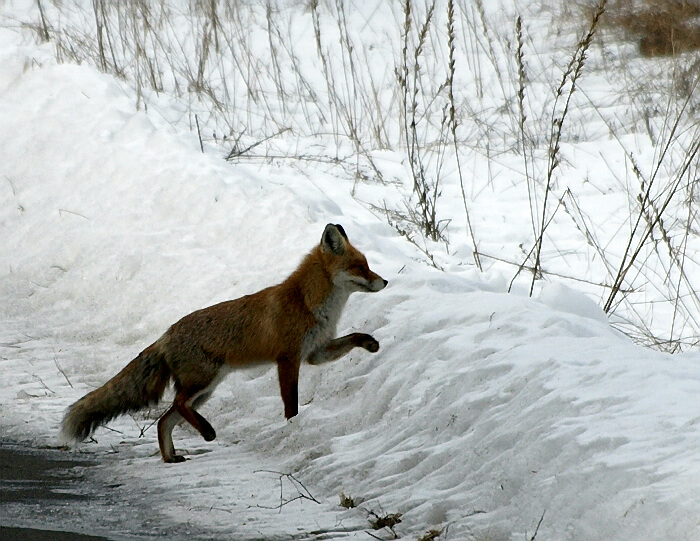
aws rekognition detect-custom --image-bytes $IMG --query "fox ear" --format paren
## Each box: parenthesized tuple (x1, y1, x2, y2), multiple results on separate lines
(322, 223, 347, 255)
(334, 224, 348, 240)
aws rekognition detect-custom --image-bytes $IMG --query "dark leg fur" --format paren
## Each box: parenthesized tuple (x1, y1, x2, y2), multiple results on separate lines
(174, 391, 217, 441)
(277, 356, 300, 419)
(191, 391, 213, 410)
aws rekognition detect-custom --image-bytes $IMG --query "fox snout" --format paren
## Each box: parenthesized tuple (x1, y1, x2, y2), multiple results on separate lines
(347, 271, 387, 292)
(368, 275, 388, 292)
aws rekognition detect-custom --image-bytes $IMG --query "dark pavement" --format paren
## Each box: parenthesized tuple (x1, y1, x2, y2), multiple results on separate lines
(0, 443, 111, 540)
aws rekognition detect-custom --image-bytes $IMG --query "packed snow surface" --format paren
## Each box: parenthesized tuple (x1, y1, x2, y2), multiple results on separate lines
(2, 4, 700, 541)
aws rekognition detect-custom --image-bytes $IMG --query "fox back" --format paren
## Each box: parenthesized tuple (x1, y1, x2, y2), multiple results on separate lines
(160, 223, 385, 364)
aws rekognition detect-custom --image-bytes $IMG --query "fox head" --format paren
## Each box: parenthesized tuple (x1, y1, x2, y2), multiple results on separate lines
(321, 224, 388, 293)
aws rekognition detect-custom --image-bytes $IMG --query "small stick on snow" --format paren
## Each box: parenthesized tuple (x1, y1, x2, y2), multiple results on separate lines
(252, 470, 320, 513)
(54, 355, 73, 388)
(529, 510, 546, 541)
(195, 114, 204, 153)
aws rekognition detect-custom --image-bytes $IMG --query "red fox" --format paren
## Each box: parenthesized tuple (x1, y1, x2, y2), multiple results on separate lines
(60, 224, 387, 463)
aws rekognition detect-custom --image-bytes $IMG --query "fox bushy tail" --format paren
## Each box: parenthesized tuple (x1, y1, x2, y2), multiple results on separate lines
(60, 344, 171, 442)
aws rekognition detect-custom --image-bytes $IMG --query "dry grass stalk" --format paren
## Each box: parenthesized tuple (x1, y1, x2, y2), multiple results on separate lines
(528, 0, 607, 296)
(448, 0, 482, 271)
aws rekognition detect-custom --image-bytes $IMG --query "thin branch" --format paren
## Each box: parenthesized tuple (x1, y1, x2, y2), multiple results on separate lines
(226, 127, 291, 160)
(252, 470, 320, 513)
(54, 355, 73, 388)
(529, 510, 546, 541)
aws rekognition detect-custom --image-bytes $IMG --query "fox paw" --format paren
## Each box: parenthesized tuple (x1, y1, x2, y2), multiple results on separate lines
(358, 334, 380, 353)
(201, 427, 217, 442)
(164, 455, 187, 464)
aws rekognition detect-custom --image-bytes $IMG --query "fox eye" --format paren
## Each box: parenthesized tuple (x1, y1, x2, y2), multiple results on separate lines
(348, 263, 366, 274)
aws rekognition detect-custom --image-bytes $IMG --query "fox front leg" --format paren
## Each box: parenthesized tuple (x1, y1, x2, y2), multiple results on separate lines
(277, 355, 300, 419)
(307, 333, 379, 365)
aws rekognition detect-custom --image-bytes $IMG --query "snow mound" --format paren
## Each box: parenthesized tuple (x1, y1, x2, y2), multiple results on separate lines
(538, 281, 608, 324)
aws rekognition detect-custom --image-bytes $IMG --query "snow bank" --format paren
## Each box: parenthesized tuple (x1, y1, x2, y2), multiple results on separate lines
(2, 17, 700, 541)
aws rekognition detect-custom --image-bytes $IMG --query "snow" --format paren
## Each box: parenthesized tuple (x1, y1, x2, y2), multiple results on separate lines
(2, 2, 700, 540)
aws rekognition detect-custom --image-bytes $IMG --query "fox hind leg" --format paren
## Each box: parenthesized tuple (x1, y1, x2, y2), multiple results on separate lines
(191, 390, 213, 410)
(157, 389, 218, 463)
(158, 406, 185, 463)
(172, 388, 217, 441)
(157, 378, 222, 463)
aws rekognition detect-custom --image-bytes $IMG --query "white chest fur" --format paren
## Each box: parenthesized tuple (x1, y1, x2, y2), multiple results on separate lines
(300, 286, 351, 361)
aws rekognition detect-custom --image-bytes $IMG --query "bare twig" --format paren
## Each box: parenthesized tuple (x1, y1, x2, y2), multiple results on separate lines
(54, 355, 73, 388)
(529, 509, 546, 541)
(195, 114, 204, 153)
(33, 374, 54, 394)
(252, 470, 320, 513)
(226, 127, 291, 160)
